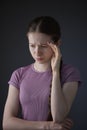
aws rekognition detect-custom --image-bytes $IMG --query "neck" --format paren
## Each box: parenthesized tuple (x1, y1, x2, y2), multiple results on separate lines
(34, 61, 51, 72)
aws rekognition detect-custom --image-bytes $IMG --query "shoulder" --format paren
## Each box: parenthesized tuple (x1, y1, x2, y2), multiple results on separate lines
(61, 63, 82, 85)
(61, 63, 79, 74)
(12, 64, 33, 76)
(8, 64, 33, 88)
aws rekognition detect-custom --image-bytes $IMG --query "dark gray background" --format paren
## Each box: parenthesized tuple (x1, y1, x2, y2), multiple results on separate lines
(0, 1, 87, 130)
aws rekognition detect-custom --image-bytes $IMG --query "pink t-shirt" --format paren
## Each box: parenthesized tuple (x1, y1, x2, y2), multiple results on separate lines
(8, 63, 81, 121)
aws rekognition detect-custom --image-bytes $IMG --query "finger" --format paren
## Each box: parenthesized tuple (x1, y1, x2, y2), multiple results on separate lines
(62, 124, 72, 130)
(48, 42, 61, 55)
(61, 122, 73, 130)
(64, 118, 73, 126)
(64, 120, 73, 126)
(47, 42, 57, 52)
(62, 122, 73, 129)
(48, 42, 60, 59)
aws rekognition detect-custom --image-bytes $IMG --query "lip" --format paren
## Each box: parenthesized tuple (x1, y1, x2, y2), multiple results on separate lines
(36, 57, 43, 61)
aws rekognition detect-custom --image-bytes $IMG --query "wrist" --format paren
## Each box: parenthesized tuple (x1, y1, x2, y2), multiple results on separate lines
(52, 70, 60, 77)
(36, 121, 49, 129)
(44, 121, 53, 130)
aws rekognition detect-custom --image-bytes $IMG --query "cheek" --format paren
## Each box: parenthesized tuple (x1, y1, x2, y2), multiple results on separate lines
(29, 47, 34, 55)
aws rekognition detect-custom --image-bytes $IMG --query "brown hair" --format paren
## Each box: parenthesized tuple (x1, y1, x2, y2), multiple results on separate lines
(27, 16, 61, 44)
(27, 16, 62, 121)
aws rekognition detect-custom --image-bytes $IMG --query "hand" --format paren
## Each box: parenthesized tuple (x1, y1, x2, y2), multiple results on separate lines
(47, 42, 62, 72)
(60, 118, 73, 130)
(45, 118, 73, 130)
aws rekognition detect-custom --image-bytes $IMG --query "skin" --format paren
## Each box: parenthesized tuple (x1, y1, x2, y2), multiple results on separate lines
(48, 43, 78, 122)
(28, 32, 53, 71)
(3, 32, 78, 130)
(28, 32, 78, 124)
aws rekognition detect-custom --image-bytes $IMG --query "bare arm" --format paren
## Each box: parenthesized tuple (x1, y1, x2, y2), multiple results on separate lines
(3, 85, 74, 130)
(51, 71, 78, 122)
(3, 83, 74, 130)
(48, 42, 78, 123)
(2, 85, 49, 130)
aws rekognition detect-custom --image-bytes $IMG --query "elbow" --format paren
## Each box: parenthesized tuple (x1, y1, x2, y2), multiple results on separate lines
(52, 106, 69, 123)
(3, 120, 8, 130)
(3, 117, 11, 130)
(53, 115, 64, 123)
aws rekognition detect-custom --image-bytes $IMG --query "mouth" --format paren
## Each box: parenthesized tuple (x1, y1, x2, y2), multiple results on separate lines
(36, 57, 43, 61)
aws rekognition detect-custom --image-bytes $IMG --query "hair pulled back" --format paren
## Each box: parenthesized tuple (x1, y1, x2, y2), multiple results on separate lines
(27, 16, 61, 43)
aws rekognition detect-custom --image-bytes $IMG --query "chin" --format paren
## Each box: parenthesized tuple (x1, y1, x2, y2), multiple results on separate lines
(37, 60, 50, 64)
(37, 61, 45, 64)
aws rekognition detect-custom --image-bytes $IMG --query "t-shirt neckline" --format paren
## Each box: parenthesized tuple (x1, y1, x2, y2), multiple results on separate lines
(31, 63, 51, 74)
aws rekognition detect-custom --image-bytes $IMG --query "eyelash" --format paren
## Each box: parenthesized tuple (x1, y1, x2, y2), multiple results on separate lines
(30, 45, 48, 48)
(30, 45, 35, 48)
(41, 45, 48, 48)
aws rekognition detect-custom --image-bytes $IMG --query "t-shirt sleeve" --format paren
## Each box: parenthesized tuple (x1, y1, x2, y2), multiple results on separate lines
(8, 69, 21, 89)
(63, 65, 82, 86)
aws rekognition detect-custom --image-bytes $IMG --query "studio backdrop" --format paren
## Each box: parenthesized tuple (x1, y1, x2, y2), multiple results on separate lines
(0, 1, 87, 130)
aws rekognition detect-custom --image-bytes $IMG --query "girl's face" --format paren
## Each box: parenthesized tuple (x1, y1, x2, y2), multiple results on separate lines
(27, 32, 54, 64)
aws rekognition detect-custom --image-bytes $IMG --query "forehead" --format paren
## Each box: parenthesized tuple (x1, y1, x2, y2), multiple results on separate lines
(27, 32, 51, 44)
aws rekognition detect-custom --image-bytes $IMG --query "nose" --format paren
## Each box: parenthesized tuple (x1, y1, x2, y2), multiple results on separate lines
(35, 46, 42, 55)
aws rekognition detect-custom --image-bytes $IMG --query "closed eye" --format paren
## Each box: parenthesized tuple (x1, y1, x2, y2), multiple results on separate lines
(29, 44, 35, 48)
(29, 44, 48, 48)
(41, 44, 48, 48)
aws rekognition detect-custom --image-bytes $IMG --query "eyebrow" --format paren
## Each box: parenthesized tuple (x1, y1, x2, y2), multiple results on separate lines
(29, 42, 48, 45)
